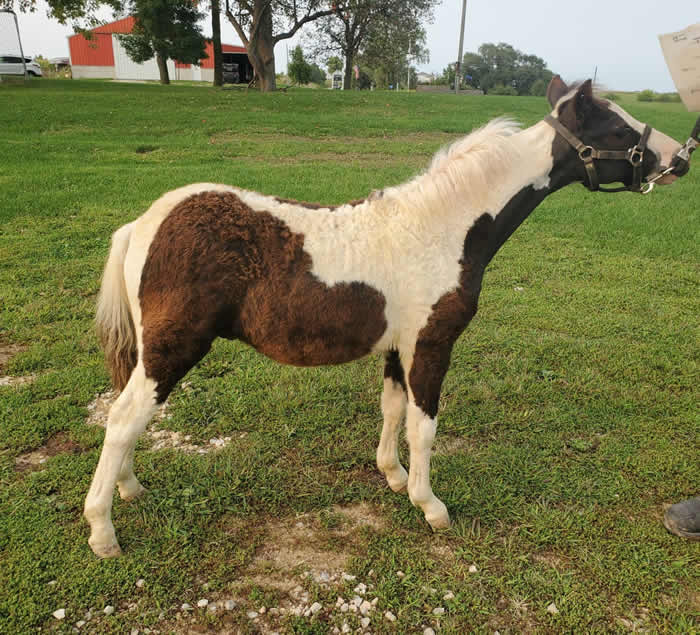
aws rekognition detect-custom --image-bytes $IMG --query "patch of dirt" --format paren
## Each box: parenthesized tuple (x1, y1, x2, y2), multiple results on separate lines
(251, 502, 385, 578)
(616, 607, 652, 633)
(15, 431, 82, 472)
(0, 344, 34, 386)
(86, 390, 236, 454)
(0, 374, 36, 387)
(433, 434, 477, 456)
(0, 343, 28, 370)
(532, 551, 570, 571)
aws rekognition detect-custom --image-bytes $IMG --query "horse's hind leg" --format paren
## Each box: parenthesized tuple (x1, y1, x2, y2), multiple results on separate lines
(117, 445, 146, 501)
(376, 351, 409, 492)
(84, 362, 158, 558)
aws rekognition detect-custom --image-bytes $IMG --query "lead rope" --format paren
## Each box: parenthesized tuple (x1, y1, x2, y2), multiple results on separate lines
(642, 115, 700, 194)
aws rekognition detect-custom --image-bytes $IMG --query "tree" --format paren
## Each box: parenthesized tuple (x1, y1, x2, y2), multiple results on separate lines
(223, 0, 342, 92)
(210, 0, 223, 86)
(308, 0, 436, 90)
(309, 62, 326, 85)
(287, 44, 312, 84)
(118, 0, 207, 84)
(461, 42, 552, 95)
(326, 55, 343, 74)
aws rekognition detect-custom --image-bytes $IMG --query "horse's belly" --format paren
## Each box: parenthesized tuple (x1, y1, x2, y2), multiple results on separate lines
(239, 277, 388, 366)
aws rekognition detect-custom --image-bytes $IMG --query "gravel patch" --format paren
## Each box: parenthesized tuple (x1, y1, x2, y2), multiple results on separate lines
(86, 390, 235, 454)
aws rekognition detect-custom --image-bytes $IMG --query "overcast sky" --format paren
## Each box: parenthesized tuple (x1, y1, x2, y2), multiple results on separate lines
(5, 0, 698, 92)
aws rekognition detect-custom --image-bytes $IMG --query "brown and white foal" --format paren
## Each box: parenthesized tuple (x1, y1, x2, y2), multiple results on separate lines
(85, 77, 685, 557)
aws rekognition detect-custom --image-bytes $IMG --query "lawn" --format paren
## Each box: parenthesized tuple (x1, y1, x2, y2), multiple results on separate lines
(0, 79, 698, 633)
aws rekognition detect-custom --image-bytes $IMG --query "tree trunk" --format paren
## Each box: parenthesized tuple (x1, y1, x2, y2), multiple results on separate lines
(211, 0, 223, 87)
(246, 2, 276, 91)
(343, 55, 353, 91)
(156, 52, 170, 85)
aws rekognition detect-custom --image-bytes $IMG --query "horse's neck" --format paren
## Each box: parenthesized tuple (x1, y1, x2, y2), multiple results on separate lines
(385, 121, 565, 266)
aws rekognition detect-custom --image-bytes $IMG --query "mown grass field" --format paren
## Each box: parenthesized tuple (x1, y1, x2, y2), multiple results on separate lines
(0, 80, 698, 633)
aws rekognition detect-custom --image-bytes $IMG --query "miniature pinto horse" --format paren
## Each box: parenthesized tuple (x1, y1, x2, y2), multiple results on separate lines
(85, 77, 688, 557)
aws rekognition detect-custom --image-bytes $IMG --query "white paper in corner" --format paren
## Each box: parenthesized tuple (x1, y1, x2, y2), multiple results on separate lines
(659, 23, 700, 111)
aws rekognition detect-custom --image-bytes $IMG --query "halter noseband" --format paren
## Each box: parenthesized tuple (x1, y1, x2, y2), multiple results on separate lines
(545, 114, 652, 193)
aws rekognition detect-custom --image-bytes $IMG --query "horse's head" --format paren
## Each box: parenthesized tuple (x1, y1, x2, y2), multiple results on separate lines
(545, 76, 687, 193)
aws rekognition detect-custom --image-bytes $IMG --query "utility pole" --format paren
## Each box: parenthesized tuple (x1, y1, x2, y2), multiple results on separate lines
(455, 0, 467, 95)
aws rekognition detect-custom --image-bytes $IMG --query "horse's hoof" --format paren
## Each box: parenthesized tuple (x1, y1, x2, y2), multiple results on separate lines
(425, 500, 451, 530)
(384, 466, 408, 493)
(89, 541, 123, 559)
(119, 482, 147, 502)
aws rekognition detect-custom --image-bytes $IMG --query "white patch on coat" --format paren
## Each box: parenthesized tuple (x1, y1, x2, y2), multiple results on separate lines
(605, 101, 681, 170)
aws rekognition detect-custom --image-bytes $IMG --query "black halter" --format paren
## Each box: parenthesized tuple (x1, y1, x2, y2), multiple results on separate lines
(544, 114, 652, 193)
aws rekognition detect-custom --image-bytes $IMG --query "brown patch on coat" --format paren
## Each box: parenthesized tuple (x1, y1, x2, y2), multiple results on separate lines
(15, 431, 82, 472)
(139, 190, 387, 402)
(383, 349, 406, 391)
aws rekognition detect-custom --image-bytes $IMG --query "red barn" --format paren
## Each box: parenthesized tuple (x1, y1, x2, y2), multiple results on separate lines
(68, 17, 252, 82)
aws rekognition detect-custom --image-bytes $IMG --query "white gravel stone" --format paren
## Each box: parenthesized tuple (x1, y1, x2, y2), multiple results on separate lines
(130, 629, 140, 635)
(351, 595, 363, 607)
(48, 580, 57, 586)
(181, 603, 193, 611)
(396, 571, 405, 578)
(136, 579, 145, 588)
(546, 602, 559, 615)
(208, 603, 217, 613)
(443, 591, 455, 600)
(360, 617, 371, 628)
(247, 611, 259, 619)
(368, 569, 375, 577)
(468, 564, 478, 573)
(433, 607, 445, 615)
(336, 596, 345, 607)
(385, 610, 397, 622)
(341, 573, 356, 582)
(341, 623, 351, 634)
(424, 628, 436, 635)
(317, 571, 331, 583)
(359, 600, 372, 615)
(52, 609, 66, 620)
(75, 621, 86, 629)
(103, 606, 115, 616)
(269, 607, 279, 615)
(371, 597, 379, 606)
(259, 606, 267, 614)
(197, 599, 209, 608)
(514, 286, 525, 292)
(340, 603, 349, 612)
(309, 602, 323, 615)
(354, 582, 367, 595)
(224, 600, 236, 610)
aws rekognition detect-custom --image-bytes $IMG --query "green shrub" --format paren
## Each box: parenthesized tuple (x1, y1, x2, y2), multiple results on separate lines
(602, 92, 619, 101)
(530, 78, 547, 96)
(637, 89, 656, 102)
(490, 83, 518, 96)
(656, 92, 681, 102)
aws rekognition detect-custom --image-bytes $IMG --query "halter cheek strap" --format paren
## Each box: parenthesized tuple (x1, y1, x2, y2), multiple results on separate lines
(544, 115, 651, 193)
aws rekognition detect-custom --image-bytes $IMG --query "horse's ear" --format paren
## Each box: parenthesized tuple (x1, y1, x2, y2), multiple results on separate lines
(575, 79, 594, 104)
(546, 75, 569, 108)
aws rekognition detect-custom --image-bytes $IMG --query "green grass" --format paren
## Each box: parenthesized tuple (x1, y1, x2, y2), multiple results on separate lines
(0, 80, 698, 633)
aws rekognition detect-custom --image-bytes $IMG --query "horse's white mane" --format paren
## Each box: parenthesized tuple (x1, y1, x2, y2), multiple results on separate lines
(380, 117, 524, 217)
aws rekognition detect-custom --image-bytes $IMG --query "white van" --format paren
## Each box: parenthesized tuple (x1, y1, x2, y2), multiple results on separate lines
(0, 55, 42, 77)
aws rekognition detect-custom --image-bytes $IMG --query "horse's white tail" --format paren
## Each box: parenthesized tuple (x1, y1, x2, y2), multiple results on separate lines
(96, 222, 137, 392)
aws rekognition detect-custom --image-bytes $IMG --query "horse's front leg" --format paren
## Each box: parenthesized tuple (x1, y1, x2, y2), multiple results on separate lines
(404, 344, 452, 530)
(376, 351, 408, 492)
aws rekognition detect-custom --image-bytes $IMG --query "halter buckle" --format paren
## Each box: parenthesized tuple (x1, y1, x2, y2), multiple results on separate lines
(641, 182, 655, 195)
(578, 145, 594, 161)
(628, 146, 644, 167)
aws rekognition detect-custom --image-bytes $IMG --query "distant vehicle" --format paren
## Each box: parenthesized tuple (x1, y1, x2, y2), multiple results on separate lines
(222, 62, 239, 84)
(0, 55, 42, 77)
